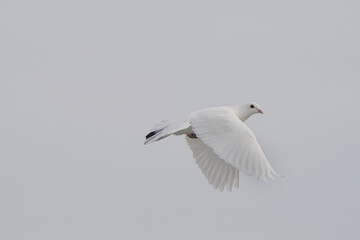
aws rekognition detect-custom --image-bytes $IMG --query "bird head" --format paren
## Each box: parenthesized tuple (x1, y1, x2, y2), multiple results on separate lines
(234, 102, 264, 122)
(248, 102, 263, 114)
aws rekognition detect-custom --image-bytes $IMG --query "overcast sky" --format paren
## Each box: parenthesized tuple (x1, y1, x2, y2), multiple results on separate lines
(1, 0, 359, 239)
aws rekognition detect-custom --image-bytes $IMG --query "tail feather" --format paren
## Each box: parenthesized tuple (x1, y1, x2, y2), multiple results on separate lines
(144, 119, 191, 145)
(145, 131, 157, 139)
(144, 120, 171, 145)
(144, 127, 170, 145)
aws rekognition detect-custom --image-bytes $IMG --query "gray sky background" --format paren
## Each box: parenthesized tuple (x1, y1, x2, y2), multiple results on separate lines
(1, 0, 359, 239)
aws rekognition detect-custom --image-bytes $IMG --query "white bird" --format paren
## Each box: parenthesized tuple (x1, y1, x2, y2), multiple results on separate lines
(144, 103, 278, 191)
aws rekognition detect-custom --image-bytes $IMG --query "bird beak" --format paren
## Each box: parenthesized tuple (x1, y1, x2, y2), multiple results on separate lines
(257, 109, 264, 114)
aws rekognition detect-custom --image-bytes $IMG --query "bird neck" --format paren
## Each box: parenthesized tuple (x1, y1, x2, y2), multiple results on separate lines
(231, 105, 254, 122)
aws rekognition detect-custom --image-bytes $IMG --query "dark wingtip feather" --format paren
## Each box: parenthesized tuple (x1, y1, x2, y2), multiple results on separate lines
(146, 131, 156, 139)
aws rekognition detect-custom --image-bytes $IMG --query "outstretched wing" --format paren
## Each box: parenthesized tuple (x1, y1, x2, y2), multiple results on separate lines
(186, 136, 239, 192)
(190, 108, 278, 181)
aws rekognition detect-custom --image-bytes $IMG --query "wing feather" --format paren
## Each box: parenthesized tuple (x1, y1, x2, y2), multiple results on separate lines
(186, 136, 239, 192)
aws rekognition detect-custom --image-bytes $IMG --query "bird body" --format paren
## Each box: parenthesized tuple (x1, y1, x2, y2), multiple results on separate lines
(145, 103, 278, 191)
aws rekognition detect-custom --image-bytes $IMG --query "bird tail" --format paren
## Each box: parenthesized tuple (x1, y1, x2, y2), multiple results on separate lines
(144, 118, 191, 145)
(144, 120, 172, 145)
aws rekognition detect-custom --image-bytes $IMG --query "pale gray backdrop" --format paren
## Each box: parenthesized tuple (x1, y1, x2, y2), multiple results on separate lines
(1, 0, 359, 239)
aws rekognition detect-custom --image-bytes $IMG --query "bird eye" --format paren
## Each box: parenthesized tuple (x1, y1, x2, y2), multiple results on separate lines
(250, 104, 255, 108)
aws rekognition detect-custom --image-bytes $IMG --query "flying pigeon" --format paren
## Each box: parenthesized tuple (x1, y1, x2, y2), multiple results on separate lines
(144, 103, 278, 191)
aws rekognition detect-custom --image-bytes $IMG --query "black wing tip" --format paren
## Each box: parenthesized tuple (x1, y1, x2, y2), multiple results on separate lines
(145, 131, 156, 139)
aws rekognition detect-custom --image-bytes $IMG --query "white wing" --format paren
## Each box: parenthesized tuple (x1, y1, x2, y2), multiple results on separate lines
(186, 136, 239, 192)
(190, 107, 278, 181)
